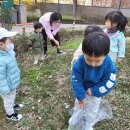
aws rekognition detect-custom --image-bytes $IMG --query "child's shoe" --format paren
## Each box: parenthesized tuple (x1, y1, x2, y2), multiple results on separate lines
(13, 104, 24, 111)
(7, 113, 22, 121)
(34, 60, 38, 64)
(41, 56, 45, 61)
(43, 54, 47, 58)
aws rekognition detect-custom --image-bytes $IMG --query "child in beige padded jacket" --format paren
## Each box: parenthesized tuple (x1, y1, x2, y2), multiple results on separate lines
(71, 25, 104, 65)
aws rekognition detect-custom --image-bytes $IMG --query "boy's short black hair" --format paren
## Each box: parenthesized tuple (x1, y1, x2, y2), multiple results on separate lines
(0, 37, 7, 43)
(34, 22, 43, 30)
(50, 12, 62, 25)
(82, 32, 110, 57)
(84, 25, 103, 37)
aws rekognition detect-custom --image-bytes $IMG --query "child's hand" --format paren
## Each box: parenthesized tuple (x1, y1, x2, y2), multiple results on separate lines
(86, 88, 91, 96)
(79, 100, 86, 109)
(117, 58, 123, 63)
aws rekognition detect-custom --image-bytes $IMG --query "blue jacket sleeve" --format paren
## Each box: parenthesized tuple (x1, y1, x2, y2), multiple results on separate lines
(90, 62, 116, 97)
(0, 61, 10, 95)
(71, 59, 86, 101)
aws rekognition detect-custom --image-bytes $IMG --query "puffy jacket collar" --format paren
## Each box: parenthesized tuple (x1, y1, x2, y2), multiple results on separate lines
(0, 50, 9, 56)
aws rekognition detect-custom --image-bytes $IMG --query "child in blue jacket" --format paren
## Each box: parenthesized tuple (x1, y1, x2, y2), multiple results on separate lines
(70, 32, 116, 130)
(0, 28, 23, 121)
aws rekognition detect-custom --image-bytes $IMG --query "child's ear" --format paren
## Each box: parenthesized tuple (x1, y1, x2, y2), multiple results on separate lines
(0, 42, 2, 45)
(113, 23, 117, 27)
(0, 42, 4, 47)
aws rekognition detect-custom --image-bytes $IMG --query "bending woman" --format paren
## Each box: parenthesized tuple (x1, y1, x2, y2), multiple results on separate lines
(39, 12, 63, 56)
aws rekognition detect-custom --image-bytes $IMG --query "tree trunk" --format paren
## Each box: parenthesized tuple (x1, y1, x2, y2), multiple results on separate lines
(57, 0, 60, 12)
(119, 0, 123, 9)
(73, 0, 77, 20)
(34, 0, 38, 9)
(35, 0, 37, 4)
(91, 0, 94, 5)
(19, 0, 22, 4)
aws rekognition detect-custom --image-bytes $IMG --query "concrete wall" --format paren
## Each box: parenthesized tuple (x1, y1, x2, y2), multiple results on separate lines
(15, 4, 27, 23)
(40, 3, 130, 18)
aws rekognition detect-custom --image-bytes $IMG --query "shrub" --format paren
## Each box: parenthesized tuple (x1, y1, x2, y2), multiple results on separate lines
(12, 29, 83, 62)
(27, 15, 39, 22)
(81, 14, 105, 24)
(13, 34, 30, 61)
(60, 29, 84, 42)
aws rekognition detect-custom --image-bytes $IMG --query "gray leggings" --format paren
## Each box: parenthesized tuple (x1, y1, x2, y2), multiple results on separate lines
(108, 51, 118, 63)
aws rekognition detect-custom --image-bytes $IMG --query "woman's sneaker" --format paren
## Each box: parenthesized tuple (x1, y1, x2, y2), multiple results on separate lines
(7, 113, 22, 121)
(57, 48, 63, 54)
(13, 104, 24, 111)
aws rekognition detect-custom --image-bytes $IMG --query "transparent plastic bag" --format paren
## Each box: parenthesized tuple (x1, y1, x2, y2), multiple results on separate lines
(68, 95, 112, 130)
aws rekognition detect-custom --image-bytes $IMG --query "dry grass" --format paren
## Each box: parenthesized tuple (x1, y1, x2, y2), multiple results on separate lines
(0, 37, 130, 130)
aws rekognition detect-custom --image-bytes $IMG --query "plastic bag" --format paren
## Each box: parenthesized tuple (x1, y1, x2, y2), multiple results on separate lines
(68, 95, 112, 130)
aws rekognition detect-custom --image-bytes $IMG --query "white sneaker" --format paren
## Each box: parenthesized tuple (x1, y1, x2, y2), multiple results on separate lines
(7, 113, 22, 121)
(13, 104, 24, 111)
(41, 56, 45, 61)
(34, 60, 38, 64)
(43, 54, 47, 58)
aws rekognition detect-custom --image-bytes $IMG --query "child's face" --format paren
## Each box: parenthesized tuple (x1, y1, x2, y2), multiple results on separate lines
(84, 54, 105, 67)
(105, 19, 112, 29)
(36, 27, 43, 33)
(105, 19, 117, 29)
(0, 38, 12, 50)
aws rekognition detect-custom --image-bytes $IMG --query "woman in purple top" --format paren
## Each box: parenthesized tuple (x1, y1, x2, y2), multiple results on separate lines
(39, 12, 63, 56)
